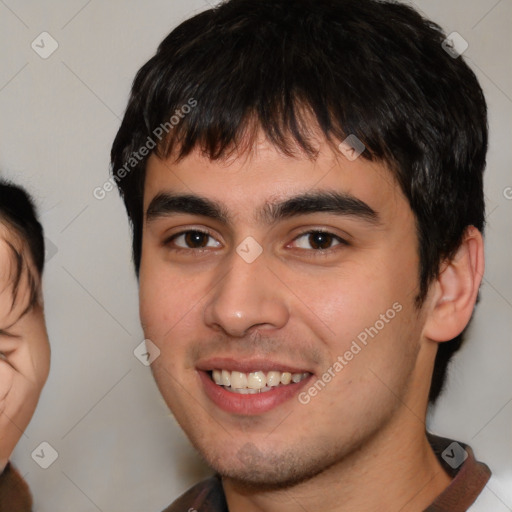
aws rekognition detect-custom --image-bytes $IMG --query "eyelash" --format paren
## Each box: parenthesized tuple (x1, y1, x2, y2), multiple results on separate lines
(164, 229, 349, 255)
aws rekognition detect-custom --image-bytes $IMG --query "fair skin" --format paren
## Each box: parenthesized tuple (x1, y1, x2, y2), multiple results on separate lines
(0, 224, 50, 472)
(139, 134, 483, 511)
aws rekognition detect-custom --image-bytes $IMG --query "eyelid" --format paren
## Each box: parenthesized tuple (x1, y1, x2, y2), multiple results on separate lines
(163, 228, 221, 249)
(288, 229, 349, 251)
(163, 226, 212, 241)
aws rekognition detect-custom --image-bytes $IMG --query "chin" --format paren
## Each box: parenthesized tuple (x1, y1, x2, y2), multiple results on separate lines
(201, 441, 338, 490)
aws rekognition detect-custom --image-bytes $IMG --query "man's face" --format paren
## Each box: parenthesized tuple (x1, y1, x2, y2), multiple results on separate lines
(139, 137, 432, 486)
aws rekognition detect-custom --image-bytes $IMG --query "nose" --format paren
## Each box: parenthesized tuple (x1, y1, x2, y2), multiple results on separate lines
(203, 249, 289, 338)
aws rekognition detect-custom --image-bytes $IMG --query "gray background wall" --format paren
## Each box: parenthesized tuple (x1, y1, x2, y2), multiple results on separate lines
(0, 0, 511, 510)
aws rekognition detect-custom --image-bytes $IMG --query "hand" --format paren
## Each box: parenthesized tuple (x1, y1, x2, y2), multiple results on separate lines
(0, 225, 50, 472)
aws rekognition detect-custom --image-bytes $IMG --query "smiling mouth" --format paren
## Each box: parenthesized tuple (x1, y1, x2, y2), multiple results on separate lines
(209, 369, 311, 394)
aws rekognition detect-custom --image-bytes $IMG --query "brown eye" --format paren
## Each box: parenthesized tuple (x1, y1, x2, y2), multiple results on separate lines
(167, 230, 221, 250)
(292, 230, 345, 251)
(308, 232, 335, 250)
(184, 231, 209, 248)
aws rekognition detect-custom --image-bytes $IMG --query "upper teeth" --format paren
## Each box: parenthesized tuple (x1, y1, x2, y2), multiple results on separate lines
(212, 369, 309, 390)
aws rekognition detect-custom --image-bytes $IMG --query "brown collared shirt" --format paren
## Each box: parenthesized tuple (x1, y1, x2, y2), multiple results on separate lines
(163, 435, 491, 512)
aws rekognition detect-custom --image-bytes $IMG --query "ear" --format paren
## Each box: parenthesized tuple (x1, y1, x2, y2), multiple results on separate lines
(422, 226, 484, 342)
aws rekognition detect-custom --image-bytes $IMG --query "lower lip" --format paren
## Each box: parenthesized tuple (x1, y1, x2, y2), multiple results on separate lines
(198, 371, 312, 415)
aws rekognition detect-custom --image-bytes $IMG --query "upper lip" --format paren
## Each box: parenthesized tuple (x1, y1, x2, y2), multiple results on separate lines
(196, 357, 312, 374)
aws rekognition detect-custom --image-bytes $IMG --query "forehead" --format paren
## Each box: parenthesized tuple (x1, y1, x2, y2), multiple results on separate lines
(143, 138, 407, 225)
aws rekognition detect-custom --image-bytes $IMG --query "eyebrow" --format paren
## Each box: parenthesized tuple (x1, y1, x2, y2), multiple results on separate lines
(146, 190, 380, 226)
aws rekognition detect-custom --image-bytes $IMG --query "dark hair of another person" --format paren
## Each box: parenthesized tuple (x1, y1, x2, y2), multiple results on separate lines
(110, 0, 488, 403)
(0, 179, 45, 312)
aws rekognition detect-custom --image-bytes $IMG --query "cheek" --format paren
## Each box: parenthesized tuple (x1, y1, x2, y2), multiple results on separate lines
(285, 264, 398, 348)
(293, 261, 419, 391)
(138, 256, 204, 356)
(139, 273, 177, 340)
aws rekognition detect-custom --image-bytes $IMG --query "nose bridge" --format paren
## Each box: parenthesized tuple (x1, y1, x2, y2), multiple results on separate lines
(203, 246, 289, 336)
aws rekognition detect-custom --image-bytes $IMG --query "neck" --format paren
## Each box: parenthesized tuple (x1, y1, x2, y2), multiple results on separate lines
(222, 414, 452, 512)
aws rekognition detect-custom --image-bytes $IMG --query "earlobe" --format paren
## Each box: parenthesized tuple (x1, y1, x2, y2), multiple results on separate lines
(423, 226, 484, 343)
